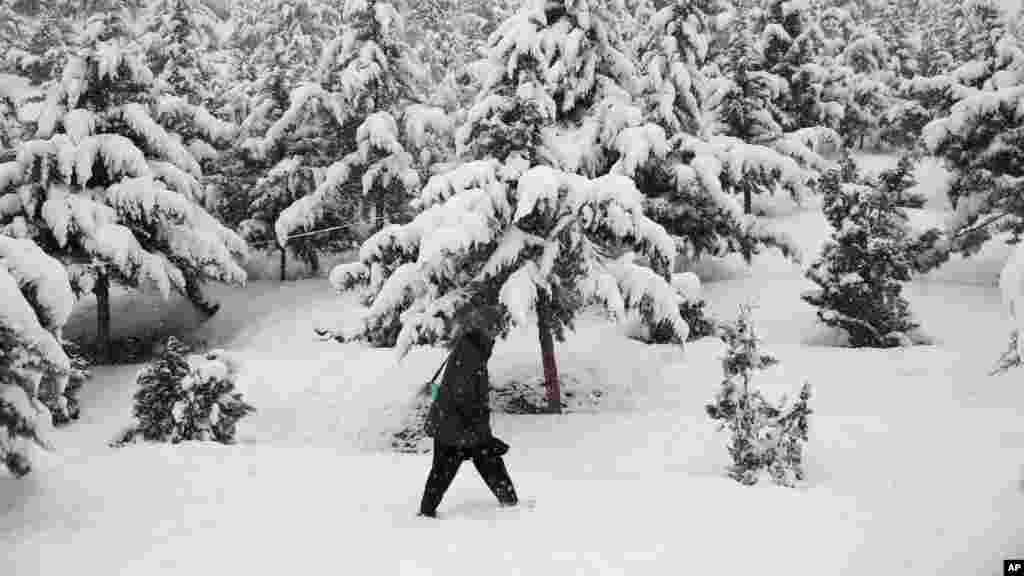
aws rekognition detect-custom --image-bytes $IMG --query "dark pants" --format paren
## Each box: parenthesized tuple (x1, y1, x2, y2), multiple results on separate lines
(419, 438, 518, 515)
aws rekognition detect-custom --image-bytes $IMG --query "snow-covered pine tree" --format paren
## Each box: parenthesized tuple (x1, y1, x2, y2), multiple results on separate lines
(869, 0, 921, 80)
(706, 305, 811, 487)
(631, 0, 805, 267)
(236, 0, 447, 278)
(716, 6, 781, 144)
(0, 236, 76, 476)
(0, 74, 37, 153)
(637, 0, 725, 139)
(39, 339, 89, 426)
(952, 0, 1007, 66)
(216, 0, 316, 273)
(802, 163, 919, 348)
(325, 0, 692, 413)
(140, 0, 222, 105)
(0, 3, 28, 73)
(0, 0, 149, 84)
(706, 4, 832, 222)
(1, 3, 49, 81)
(834, 27, 893, 148)
(0, 11, 247, 361)
(817, 3, 855, 60)
(407, 0, 516, 91)
(225, 0, 340, 127)
(897, 1, 1022, 147)
(920, 71, 1024, 270)
(140, 0, 239, 217)
(14, 5, 75, 85)
(915, 1, 955, 78)
(755, 0, 831, 132)
(114, 337, 254, 445)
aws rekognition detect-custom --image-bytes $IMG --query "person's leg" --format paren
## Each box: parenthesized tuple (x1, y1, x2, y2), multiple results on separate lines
(471, 449, 519, 506)
(419, 440, 463, 516)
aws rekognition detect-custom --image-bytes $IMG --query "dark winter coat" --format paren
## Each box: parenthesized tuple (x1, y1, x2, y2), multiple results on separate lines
(425, 332, 494, 448)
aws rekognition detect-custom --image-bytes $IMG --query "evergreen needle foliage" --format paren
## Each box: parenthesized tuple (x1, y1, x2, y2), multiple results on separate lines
(706, 306, 811, 487)
(115, 337, 254, 445)
(803, 160, 919, 348)
(38, 341, 90, 426)
(0, 322, 57, 478)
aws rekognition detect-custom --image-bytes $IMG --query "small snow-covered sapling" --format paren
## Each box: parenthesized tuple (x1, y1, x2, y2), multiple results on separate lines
(114, 337, 254, 445)
(706, 306, 812, 487)
(803, 164, 919, 348)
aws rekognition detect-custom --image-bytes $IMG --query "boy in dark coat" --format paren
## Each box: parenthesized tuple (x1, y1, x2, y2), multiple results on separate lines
(419, 327, 518, 518)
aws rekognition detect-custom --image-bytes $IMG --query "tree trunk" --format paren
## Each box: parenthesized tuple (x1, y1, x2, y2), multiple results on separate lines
(536, 291, 562, 414)
(279, 245, 287, 282)
(309, 251, 320, 277)
(94, 271, 111, 364)
(743, 183, 752, 215)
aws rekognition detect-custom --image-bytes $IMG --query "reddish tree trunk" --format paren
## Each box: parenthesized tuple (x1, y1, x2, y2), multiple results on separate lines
(536, 291, 562, 414)
(94, 271, 111, 364)
(279, 245, 287, 282)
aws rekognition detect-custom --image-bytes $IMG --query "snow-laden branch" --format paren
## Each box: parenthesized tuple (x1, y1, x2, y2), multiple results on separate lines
(0, 237, 73, 378)
(324, 157, 686, 357)
(156, 96, 239, 144)
(120, 104, 202, 177)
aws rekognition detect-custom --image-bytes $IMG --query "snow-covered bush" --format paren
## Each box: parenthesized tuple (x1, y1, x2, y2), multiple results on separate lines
(706, 306, 812, 487)
(0, 324, 55, 478)
(802, 166, 919, 348)
(114, 337, 254, 445)
(38, 340, 89, 426)
(646, 299, 716, 343)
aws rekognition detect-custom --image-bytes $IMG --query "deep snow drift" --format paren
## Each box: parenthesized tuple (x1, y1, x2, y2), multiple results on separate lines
(2, 159, 1023, 575)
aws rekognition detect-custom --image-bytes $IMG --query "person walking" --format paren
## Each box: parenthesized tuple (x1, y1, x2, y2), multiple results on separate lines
(418, 324, 518, 518)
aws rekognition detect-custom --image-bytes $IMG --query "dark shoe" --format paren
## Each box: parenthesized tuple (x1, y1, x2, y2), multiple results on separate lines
(417, 510, 437, 518)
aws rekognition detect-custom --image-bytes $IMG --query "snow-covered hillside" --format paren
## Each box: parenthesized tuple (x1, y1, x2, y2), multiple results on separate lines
(2, 184, 1022, 575)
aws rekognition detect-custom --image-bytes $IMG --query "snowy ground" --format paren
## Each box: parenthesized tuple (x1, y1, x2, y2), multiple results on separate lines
(2, 157, 1024, 575)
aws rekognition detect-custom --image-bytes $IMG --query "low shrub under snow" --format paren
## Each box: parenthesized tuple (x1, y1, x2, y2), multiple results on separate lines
(114, 337, 255, 445)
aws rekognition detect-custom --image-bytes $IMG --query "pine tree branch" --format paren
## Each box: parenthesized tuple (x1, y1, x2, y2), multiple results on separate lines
(826, 309, 885, 343)
(952, 211, 1014, 240)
